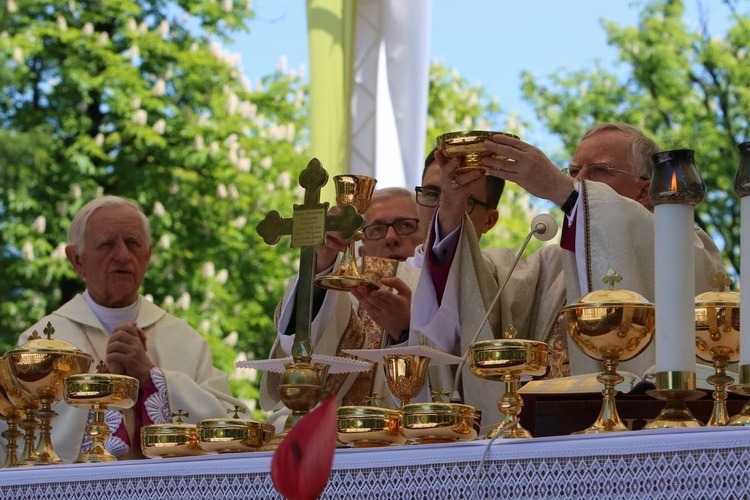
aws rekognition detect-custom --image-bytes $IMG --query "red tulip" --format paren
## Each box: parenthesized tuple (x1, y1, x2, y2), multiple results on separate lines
(271, 396, 337, 500)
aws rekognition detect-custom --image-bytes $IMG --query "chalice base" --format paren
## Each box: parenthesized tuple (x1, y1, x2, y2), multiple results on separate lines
(314, 274, 379, 292)
(75, 444, 117, 464)
(643, 389, 705, 429)
(486, 420, 531, 439)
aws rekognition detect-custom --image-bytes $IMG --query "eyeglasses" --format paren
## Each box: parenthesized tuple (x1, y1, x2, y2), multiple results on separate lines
(362, 218, 420, 240)
(562, 164, 646, 182)
(415, 186, 491, 215)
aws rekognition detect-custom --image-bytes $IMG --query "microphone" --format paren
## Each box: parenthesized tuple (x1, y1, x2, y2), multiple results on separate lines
(449, 213, 559, 403)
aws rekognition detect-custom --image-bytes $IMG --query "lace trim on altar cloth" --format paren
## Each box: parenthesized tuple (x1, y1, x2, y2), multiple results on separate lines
(5, 445, 750, 499)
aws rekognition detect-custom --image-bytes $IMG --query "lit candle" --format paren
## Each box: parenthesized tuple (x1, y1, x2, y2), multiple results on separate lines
(651, 150, 706, 374)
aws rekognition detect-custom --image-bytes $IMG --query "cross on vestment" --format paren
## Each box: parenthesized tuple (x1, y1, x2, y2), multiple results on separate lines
(256, 158, 363, 364)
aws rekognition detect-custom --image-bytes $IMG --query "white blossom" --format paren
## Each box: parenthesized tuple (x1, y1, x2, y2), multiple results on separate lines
(12, 47, 23, 64)
(144, 294, 154, 302)
(131, 97, 141, 109)
(216, 183, 228, 199)
(200, 319, 210, 332)
(224, 331, 238, 347)
(216, 269, 229, 285)
(176, 292, 191, 310)
(278, 171, 291, 189)
(210, 142, 220, 155)
(194, 135, 204, 150)
(277, 55, 288, 73)
(71, 184, 81, 199)
(237, 157, 251, 173)
(98, 31, 109, 46)
(127, 45, 140, 62)
(260, 157, 272, 170)
(153, 201, 165, 216)
(133, 109, 147, 125)
(95, 186, 104, 197)
(190, 42, 198, 52)
(95, 133, 104, 147)
(127, 19, 137, 32)
(158, 234, 171, 249)
(170, 183, 179, 194)
(31, 215, 46, 233)
(226, 92, 239, 115)
(164, 295, 174, 309)
(153, 118, 166, 135)
(51, 242, 67, 260)
(202, 262, 215, 278)
(157, 20, 170, 37)
(233, 216, 247, 229)
(56, 15, 68, 31)
(57, 201, 69, 217)
(228, 184, 238, 199)
(221, 0, 233, 12)
(138, 22, 148, 35)
(240, 76, 251, 92)
(21, 242, 34, 261)
(7, 0, 17, 13)
(153, 78, 166, 96)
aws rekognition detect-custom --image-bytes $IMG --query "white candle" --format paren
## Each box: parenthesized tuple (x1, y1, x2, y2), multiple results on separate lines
(654, 204, 695, 373)
(741, 197, 750, 367)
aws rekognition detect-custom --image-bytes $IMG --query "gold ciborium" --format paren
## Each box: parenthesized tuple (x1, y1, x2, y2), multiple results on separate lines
(315, 174, 378, 291)
(400, 401, 481, 444)
(694, 273, 740, 426)
(141, 409, 204, 459)
(561, 270, 655, 433)
(0, 358, 23, 468)
(436, 131, 519, 175)
(5, 323, 93, 465)
(197, 406, 275, 453)
(337, 405, 406, 447)
(63, 361, 139, 463)
(468, 327, 548, 439)
(260, 361, 331, 451)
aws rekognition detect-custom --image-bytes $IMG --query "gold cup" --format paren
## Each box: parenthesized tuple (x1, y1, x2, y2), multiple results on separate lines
(5, 324, 93, 465)
(694, 274, 740, 426)
(197, 406, 275, 453)
(141, 410, 204, 459)
(383, 354, 430, 407)
(469, 332, 548, 439)
(337, 406, 406, 447)
(63, 365, 139, 463)
(400, 402, 481, 444)
(361, 256, 399, 289)
(436, 131, 519, 175)
(315, 175, 378, 291)
(561, 272, 655, 433)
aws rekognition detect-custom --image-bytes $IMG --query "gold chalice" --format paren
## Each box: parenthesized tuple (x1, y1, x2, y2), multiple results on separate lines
(5, 323, 93, 465)
(0, 359, 23, 468)
(468, 327, 548, 439)
(383, 354, 430, 407)
(694, 273, 740, 426)
(0, 357, 39, 467)
(436, 130, 519, 175)
(63, 361, 139, 463)
(198, 406, 275, 453)
(315, 174, 378, 291)
(337, 405, 406, 447)
(561, 270, 655, 434)
(141, 409, 204, 459)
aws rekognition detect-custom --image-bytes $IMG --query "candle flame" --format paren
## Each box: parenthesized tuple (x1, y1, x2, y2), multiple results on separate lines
(670, 171, 678, 191)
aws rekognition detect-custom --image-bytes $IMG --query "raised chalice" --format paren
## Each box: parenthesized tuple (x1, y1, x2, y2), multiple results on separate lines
(468, 326, 548, 439)
(694, 273, 740, 426)
(436, 130, 519, 175)
(5, 323, 93, 465)
(314, 174, 378, 291)
(63, 361, 139, 463)
(561, 270, 655, 433)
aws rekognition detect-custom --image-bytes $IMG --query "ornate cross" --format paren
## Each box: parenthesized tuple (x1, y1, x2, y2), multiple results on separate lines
(256, 158, 363, 363)
(228, 405, 246, 419)
(171, 409, 189, 423)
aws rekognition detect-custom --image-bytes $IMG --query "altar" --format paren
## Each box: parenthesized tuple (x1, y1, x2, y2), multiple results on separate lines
(1, 426, 748, 499)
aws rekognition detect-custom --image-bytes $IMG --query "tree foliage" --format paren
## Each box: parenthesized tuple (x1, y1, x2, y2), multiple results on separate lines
(520, 0, 750, 277)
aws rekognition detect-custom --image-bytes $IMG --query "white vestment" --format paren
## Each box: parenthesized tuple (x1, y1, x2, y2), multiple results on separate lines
(411, 180, 724, 432)
(0, 294, 244, 463)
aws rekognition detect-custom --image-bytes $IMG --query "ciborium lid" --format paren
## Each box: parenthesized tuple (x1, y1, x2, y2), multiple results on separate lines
(562, 269, 653, 309)
(8, 321, 88, 355)
(695, 272, 739, 307)
(142, 409, 196, 436)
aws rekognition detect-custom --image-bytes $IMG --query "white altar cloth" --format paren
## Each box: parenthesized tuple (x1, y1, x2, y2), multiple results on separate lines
(1, 426, 749, 498)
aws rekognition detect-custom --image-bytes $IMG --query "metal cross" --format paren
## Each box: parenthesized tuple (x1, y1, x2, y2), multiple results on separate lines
(171, 409, 189, 423)
(256, 158, 363, 363)
(228, 405, 246, 419)
(602, 268, 623, 289)
(710, 272, 733, 292)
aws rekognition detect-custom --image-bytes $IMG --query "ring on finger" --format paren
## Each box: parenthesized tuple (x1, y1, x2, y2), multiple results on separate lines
(451, 179, 462, 189)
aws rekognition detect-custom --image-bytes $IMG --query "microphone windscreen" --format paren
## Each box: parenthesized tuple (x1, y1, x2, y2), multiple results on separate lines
(531, 213, 558, 241)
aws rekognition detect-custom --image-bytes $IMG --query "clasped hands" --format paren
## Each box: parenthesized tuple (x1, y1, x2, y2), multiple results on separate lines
(107, 322, 153, 385)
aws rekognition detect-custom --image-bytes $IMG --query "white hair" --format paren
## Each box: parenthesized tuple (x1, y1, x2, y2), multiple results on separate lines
(67, 195, 151, 252)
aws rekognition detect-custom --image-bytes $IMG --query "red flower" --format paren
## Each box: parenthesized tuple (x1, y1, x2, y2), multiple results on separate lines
(271, 396, 337, 500)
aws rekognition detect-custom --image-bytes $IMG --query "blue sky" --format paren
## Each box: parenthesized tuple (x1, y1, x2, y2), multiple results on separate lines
(230, 1, 733, 153)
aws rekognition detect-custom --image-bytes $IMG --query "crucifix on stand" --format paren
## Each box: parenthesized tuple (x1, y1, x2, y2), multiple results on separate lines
(256, 158, 364, 443)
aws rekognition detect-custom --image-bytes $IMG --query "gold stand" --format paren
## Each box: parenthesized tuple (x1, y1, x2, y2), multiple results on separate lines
(706, 351, 734, 426)
(260, 361, 330, 451)
(575, 354, 629, 434)
(1, 409, 22, 468)
(643, 371, 704, 429)
(15, 402, 40, 466)
(728, 364, 750, 426)
(488, 371, 531, 439)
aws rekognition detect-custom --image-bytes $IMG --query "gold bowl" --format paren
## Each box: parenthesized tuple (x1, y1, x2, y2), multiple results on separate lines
(695, 289, 740, 363)
(469, 339, 548, 379)
(400, 402, 481, 444)
(197, 418, 275, 453)
(64, 373, 139, 408)
(436, 131, 519, 175)
(337, 406, 406, 447)
(141, 420, 204, 459)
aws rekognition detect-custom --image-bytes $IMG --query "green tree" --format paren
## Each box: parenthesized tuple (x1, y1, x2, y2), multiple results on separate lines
(521, 0, 750, 277)
(427, 61, 547, 253)
(0, 0, 309, 415)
